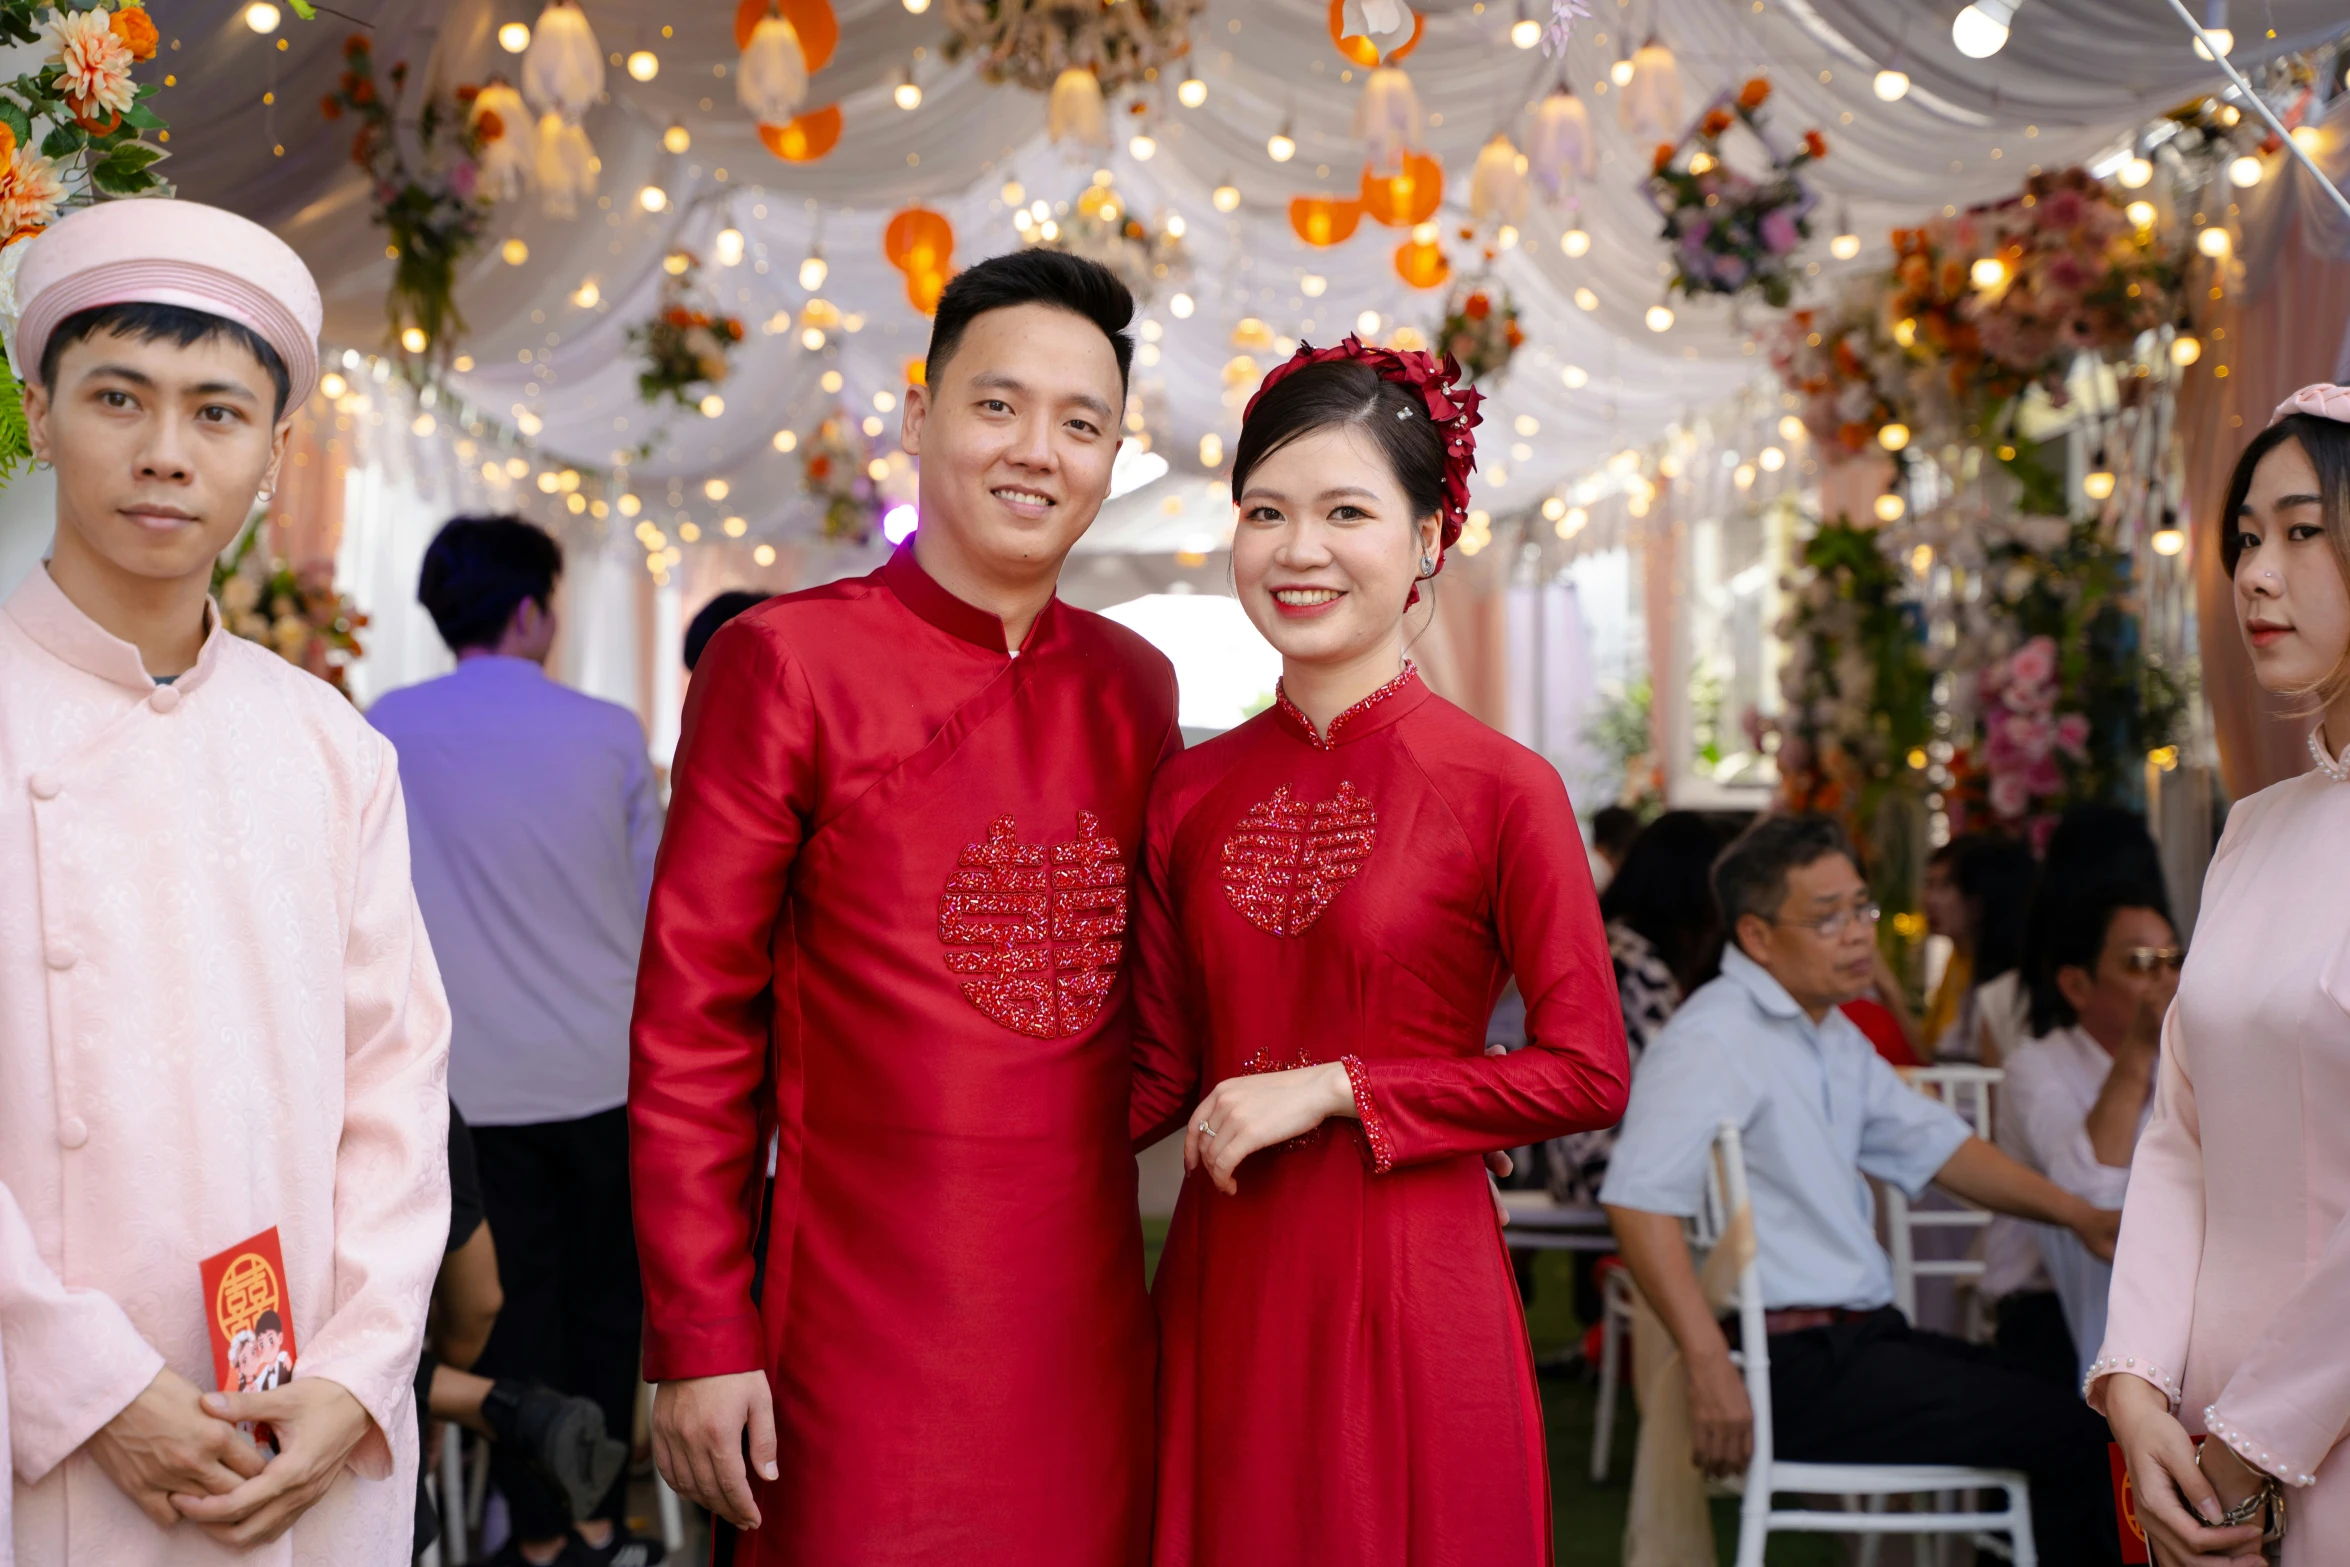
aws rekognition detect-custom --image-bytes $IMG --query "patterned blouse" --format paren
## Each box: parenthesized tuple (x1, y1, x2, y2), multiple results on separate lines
(1546, 921, 1681, 1204)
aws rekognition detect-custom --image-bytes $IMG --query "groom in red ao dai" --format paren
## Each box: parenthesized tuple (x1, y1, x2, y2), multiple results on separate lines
(629, 253, 1176, 1565)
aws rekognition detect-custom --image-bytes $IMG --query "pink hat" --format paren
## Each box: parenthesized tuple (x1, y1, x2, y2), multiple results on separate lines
(2271, 383, 2350, 426)
(9, 198, 321, 410)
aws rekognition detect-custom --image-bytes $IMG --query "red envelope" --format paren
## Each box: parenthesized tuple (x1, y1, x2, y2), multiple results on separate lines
(200, 1227, 297, 1449)
(2111, 1441, 2150, 1563)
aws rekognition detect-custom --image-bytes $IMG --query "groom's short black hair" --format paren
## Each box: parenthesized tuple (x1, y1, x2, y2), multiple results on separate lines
(923, 250, 1135, 395)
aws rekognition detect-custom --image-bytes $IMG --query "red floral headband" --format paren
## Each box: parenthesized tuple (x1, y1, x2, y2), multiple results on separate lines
(1245, 334, 1484, 563)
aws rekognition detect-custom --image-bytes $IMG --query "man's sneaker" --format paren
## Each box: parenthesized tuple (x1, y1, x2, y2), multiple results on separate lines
(575, 1525, 666, 1567)
(480, 1380, 629, 1522)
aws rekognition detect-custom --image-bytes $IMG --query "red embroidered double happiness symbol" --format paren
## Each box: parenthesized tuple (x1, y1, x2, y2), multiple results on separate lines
(938, 811, 1129, 1039)
(1219, 782, 1378, 937)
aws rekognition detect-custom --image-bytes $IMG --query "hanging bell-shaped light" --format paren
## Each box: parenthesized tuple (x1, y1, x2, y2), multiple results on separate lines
(533, 110, 597, 219)
(1526, 82, 1596, 202)
(737, 6, 808, 124)
(1618, 35, 1683, 141)
(1340, 0, 1417, 59)
(521, 0, 604, 123)
(1355, 66, 1423, 174)
(1047, 67, 1109, 149)
(469, 79, 531, 202)
(1469, 134, 1528, 226)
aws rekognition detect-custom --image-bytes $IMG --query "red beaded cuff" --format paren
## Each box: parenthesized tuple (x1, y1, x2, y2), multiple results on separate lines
(1341, 1055, 1396, 1175)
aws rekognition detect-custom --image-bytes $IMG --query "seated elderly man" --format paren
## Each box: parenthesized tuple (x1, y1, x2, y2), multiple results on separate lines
(1601, 814, 2126, 1566)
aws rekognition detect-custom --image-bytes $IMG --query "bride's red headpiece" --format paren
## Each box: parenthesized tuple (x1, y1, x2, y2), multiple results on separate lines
(1244, 334, 1484, 567)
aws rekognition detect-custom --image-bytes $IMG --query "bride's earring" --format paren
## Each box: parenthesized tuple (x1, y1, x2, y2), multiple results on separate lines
(1418, 552, 1435, 578)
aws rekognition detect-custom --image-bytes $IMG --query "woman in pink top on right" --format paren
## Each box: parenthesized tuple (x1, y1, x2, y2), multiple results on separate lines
(2092, 387, 2350, 1566)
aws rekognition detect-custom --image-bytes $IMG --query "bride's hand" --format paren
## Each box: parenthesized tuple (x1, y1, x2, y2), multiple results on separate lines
(1184, 1065, 1355, 1196)
(2103, 1375, 2267, 1567)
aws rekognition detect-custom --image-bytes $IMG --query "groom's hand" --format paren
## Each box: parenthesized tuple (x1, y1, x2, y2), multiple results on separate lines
(652, 1371, 776, 1530)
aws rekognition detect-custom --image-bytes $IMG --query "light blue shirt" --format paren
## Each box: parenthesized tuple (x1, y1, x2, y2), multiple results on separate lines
(1599, 947, 1972, 1311)
(368, 657, 662, 1126)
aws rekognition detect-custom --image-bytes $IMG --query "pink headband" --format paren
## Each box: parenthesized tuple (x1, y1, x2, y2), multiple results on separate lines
(2271, 384, 2350, 426)
(10, 199, 321, 410)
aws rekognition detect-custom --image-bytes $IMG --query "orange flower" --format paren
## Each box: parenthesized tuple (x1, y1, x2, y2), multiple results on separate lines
(664, 307, 691, 327)
(109, 5, 158, 62)
(1701, 107, 1733, 138)
(351, 78, 375, 106)
(1803, 128, 1827, 160)
(53, 10, 134, 119)
(320, 94, 342, 120)
(1463, 292, 1490, 320)
(1503, 320, 1524, 348)
(475, 108, 503, 141)
(1651, 142, 1674, 173)
(1738, 77, 1771, 110)
(455, 83, 480, 103)
(0, 122, 16, 165)
(344, 33, 367, 59)
(806, 454, 832, 481)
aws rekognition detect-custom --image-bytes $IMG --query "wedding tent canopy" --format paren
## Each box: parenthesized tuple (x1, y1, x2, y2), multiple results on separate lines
(0, 0, 2319, 758)
(154, 0, 2346, 533)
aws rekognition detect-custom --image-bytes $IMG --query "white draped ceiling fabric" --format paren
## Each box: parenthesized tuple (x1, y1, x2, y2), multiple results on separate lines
(159, 0, 2346, 503)
(137, 0, 2348, 727)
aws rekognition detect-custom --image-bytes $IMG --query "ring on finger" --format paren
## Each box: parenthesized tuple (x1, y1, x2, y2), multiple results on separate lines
(1196, 1122, 1216, 1137)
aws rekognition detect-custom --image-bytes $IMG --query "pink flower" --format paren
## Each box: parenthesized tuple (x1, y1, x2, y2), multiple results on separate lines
(2045, 253, 2087, 291)
(2012, 712, 2057, 752)
(53, 10, 135, 119)
(1760, 207, 1801, 256)
(2006, 635, 2057, 689)
(2041, 189, 2085, 230)
(1989, 773, 2031, 819)
(450, 159, 478, 199)
(2055, 712, 2089, 757)
(1713, 252, 1751, 287)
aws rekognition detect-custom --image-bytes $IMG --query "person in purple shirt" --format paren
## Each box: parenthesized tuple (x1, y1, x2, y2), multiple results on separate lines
(366, 516, 665, 1567)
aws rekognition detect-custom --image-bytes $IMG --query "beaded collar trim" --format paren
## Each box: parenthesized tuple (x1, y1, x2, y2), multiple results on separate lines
(1274, 662, 1418, 751)
(2309, 727, 2350, 783)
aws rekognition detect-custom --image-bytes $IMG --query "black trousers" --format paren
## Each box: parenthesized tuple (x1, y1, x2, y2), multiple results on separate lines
(471, 1106, 642, 1541)
(1993, 1288, 2082, 1391)
(1760, 1308, 2121, 1565)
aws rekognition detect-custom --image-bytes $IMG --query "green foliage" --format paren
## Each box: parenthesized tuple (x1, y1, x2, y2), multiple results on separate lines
(1583, 675, 1657, 812)
(0, 353, 30, 482)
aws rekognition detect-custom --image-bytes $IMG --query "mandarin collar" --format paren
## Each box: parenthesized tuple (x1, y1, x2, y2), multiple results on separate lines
(1271, 662, 1428, 750)
(4, 562, 227, 696)
(880, 541, 1055, 656)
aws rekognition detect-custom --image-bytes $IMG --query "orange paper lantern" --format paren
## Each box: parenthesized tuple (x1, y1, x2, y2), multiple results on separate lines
(906, 267, 949, 317)
(734, 0, 836, 70)
(759, 104, 841, 163)
(1359, 152, 1443, 227)
(1394, 238, 1449, 289)
(884, 207, 955, 277)
(1327, 0, 1422, 67)
(1288, 195, 1364, 248)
